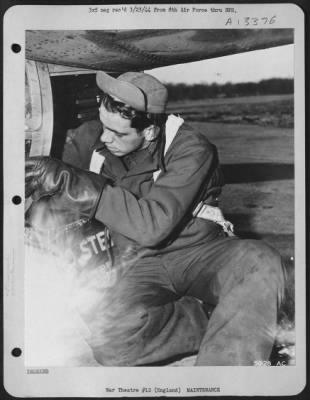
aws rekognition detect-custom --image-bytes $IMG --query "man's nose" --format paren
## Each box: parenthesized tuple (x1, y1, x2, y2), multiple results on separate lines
(100, 129, 113, 143)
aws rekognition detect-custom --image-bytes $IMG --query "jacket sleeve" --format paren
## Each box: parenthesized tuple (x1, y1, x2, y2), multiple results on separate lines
(62, 120, 102, 169)
(95, 131, 220, 247)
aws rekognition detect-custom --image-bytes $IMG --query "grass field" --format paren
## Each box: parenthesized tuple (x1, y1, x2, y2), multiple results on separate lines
(167, 94, 294, 128)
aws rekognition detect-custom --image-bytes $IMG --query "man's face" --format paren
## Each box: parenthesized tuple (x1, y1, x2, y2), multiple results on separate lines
(99, 103, 146, 157)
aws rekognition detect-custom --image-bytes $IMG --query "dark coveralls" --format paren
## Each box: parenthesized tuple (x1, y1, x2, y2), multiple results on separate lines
(62, 118, 285, 366)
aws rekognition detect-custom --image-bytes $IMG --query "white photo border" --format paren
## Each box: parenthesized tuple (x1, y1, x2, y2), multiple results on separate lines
(3, 3, 306, 397)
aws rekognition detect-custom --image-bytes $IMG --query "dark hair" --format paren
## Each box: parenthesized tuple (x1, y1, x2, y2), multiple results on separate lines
(100, 93, 167, 131)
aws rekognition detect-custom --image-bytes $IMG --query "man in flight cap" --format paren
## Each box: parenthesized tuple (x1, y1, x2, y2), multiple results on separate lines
(26, 71, 286, 366)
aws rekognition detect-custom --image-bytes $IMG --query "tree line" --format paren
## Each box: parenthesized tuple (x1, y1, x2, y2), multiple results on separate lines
(166, 78, 293, 101)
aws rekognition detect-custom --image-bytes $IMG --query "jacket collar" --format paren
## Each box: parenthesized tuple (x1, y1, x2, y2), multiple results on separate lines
(93, 133, 164, 178)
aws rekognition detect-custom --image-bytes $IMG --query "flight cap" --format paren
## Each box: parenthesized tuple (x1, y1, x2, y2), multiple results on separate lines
(96, 71, 168, 114)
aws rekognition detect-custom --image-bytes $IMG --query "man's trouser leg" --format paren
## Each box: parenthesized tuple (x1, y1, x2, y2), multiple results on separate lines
(80, 255, 208, 366)
(163, 237, 286, 366)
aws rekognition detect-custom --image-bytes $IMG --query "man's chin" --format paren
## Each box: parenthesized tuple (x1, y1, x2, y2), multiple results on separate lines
(107, 148, 123, 157)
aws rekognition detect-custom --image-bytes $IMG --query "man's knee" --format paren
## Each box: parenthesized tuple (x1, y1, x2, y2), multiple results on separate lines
(238, 239, 286, 299)
(243, 239, 284, 273)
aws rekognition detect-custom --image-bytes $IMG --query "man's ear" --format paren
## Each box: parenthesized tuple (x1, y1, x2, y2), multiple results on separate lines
(143, 125, 160, 142)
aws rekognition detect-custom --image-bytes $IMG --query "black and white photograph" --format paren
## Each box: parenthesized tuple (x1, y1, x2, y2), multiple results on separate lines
(3, 3, 306, 397)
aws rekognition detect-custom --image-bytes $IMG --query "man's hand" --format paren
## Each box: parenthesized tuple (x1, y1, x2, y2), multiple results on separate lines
(25, 156, 110, 220)
(26, 157, 67, 199)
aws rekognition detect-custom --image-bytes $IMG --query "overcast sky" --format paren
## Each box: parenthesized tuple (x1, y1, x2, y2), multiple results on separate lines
(147, 44, 294, 85)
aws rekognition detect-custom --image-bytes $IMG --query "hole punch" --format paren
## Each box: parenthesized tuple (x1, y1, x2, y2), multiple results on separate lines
(12, 195, 22, 205)
(11, 43, 21, 53)
(11, 348, 22, 357)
